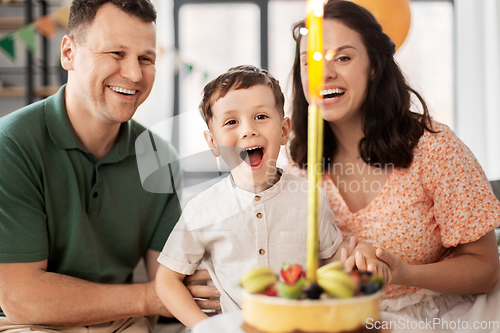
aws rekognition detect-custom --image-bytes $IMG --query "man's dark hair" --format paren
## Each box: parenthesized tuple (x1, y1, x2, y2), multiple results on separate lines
(68, 0, 156, 42)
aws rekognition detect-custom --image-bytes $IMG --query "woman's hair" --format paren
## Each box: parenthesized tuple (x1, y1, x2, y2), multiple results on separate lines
(199, 65, 285, 125)
(68, 0, 157, 43)
(289, 0, 435, 169)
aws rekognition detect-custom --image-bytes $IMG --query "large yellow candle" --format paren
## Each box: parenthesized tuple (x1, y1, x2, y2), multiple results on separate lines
(306, 0, 325, 283)
(306, 1, 324, 104)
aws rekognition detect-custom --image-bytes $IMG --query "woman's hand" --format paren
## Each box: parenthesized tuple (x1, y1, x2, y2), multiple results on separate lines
(375, 248, 406, 286)
(342, 240, 392, 287)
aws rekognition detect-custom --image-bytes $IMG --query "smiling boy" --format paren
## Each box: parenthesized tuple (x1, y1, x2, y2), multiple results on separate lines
(202, 76, 287, 193)
(154, 65, 345, 329)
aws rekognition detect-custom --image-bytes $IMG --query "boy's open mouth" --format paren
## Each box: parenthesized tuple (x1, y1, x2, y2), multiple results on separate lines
(239, 146, 264, 167)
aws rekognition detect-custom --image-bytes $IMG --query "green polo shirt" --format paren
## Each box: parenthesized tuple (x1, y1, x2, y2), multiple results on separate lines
(0, 86, 181, 317)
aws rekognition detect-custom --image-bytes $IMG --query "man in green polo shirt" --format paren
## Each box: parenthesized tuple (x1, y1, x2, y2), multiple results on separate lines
(0, 0, 219, 331)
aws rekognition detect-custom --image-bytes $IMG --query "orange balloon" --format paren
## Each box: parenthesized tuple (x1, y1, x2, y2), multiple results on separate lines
(351, 0, 411, 50)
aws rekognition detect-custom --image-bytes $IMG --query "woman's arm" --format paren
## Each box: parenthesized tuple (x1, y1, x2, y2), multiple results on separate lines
(155, 264, 209, 329)
(377, 230, 499, 294)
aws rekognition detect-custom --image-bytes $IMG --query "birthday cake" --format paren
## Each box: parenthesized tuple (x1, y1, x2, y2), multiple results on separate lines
(240, 262, 382, 333)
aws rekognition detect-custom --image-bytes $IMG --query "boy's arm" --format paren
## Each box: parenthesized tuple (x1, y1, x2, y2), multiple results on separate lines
(145, 250, 220, 315)
(155, 264, 208, 329)
(318, 191, 350, 265)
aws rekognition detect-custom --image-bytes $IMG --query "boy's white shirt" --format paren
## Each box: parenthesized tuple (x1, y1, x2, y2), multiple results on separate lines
(158, 171, 343, 313)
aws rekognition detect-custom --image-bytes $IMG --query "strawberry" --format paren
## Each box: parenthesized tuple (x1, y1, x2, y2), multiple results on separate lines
(350, 270, 362, 295)
(280, 263, 303, 285)
(260, 284, 277, 297)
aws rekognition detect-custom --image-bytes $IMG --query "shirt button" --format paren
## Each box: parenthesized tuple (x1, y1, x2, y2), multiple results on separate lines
(93, 192, 98, 198)
(255, 195, 261, 201)
(259, 249, 265, 255)
(256, 212, 263, 219)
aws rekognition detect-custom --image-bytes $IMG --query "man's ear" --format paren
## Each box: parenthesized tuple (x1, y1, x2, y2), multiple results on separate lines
(60, 35, 76, 71)
(203, 130, 220, 157)
(281, 117, 291, 145)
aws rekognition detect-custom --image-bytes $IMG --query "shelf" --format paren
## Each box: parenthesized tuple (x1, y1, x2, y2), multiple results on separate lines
(0, 17, 25, 29)
(1, 1, 58, 104)
(0, 85, 60, 97)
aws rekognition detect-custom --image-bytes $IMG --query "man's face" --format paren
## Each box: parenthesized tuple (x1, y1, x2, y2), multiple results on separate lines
(63, 3, 156, 125)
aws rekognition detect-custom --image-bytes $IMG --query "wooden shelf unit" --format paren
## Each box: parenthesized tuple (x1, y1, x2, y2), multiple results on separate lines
(0, 17, 25, 29)
(0, 85, 60, 97)
(0, 1, 61, 105)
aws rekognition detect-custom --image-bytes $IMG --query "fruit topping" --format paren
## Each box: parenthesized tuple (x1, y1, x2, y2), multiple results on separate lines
(261, 284, 278, 297)
(316, 260, 344, 275)
(280, 263, 303, 285)
(276, 278, 308, 299)
(240, 267, 277, 294)
(362, 275, 384, 295)
(241, 262, 384, 299)
(318, 269, 356, 298)
(305, 283, 324, 300)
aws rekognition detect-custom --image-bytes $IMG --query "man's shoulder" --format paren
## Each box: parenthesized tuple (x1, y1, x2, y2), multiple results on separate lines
(0, 99, 48, 146)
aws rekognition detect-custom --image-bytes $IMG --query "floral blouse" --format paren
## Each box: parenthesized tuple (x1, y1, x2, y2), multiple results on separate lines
(289, 122, 500, 298)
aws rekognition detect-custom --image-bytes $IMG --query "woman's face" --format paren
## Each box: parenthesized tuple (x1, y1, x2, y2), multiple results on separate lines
(300, 19, 372, 126)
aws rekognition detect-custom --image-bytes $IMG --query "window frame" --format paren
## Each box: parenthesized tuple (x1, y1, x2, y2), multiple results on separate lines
(171, 0, 455, 186)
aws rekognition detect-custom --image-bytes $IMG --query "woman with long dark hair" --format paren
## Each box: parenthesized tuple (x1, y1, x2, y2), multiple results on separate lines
(289, 0, 500, 326)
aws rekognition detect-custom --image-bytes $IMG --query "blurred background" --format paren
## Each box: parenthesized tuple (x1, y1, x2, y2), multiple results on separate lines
(0, 0, 499, 189)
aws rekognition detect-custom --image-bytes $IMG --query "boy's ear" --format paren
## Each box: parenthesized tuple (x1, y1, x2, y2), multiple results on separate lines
(281, 117, 291, 145)
(204, 130, 220, 157)
(61, 35, 76, 71)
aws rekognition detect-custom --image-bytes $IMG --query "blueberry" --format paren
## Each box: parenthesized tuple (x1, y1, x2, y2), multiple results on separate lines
(362, 281, 380, 295)
(368, 275, 384, 288)
(306, 283, 323, 299)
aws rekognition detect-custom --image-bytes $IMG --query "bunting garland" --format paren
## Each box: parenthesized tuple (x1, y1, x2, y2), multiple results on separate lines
(0, 5, 69, 63)
(15, 24, 37, 53)
(0, 34, 15, 60)
(52, 5, 70, 29)
(34, 14, 57, 38)
(0, 3, 212, 84)
(181, 61, 211, 83)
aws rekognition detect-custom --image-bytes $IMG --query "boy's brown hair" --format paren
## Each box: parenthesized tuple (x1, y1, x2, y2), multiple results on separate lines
(199, 65, 285, 125)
